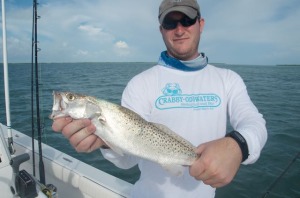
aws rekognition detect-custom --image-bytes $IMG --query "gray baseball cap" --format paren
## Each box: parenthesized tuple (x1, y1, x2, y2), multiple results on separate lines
(158, 0, 200, 24)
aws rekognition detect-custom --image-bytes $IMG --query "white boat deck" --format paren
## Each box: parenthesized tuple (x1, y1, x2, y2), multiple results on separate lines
(0, 123, 133, 198)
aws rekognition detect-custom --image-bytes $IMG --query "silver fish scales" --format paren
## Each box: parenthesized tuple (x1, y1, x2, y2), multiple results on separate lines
(50, 91, 198, 175)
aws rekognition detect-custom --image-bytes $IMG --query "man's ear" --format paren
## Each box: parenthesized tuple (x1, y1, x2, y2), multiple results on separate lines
(199, 18, 205, 33)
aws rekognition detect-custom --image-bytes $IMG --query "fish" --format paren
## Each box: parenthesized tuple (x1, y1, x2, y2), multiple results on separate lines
(50, 91, 198, 175)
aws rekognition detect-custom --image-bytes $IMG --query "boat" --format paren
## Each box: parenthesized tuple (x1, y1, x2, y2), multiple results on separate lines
(0, 1, 132, 197)
(0, 124, 132, 198)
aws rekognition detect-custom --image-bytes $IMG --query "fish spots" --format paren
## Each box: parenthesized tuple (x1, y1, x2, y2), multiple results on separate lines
(135, 123, 196, 159)
(51, 91, 198, 166)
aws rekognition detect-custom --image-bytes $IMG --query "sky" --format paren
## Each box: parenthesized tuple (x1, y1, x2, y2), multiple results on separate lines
(0, 0, 300, 65)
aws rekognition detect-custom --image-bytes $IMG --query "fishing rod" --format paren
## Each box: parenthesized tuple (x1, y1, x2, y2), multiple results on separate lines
(32, 0, 45, 184)
(261, 152, 300, 198)
(31, 0, 36, 177)
(1, 0, 15, 155)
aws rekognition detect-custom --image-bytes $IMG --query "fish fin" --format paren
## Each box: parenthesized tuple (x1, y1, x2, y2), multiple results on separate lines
(161, 164, 185, 177)
(97, 115, 106, 122)
(109, 147, 125, 156)
(86, 102, 102, 118)
(102, 141, 125, 156)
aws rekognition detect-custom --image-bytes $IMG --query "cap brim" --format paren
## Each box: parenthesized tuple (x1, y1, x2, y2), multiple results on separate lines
(159, 6, 198, 24)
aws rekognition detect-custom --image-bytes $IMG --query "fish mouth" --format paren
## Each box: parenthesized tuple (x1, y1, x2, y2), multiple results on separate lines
(49, 91, 67, 119)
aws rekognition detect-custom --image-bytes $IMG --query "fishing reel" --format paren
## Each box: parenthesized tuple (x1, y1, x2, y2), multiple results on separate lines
(10, 154, 57, 198)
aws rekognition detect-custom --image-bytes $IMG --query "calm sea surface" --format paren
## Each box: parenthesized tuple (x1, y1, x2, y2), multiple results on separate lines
(0, 63, 299, 198)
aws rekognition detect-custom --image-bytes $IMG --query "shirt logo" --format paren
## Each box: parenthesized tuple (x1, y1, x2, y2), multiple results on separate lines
(155, 83, 221, 110)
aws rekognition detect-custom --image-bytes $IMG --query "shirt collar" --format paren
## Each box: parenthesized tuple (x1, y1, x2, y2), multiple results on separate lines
(158, 51, 208, 71)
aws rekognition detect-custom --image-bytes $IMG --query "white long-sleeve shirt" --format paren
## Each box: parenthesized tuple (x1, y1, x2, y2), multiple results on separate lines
(101, 64, 267, 198)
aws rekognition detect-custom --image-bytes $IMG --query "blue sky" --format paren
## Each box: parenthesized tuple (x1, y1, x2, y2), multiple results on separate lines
(1, 0, 300, 65)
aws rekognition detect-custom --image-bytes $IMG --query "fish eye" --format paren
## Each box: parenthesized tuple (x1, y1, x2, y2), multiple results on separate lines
(66, 94, 75, 101)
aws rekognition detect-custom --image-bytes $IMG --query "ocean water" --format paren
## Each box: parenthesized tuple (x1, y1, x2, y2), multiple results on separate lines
(0, 63, 299, 198)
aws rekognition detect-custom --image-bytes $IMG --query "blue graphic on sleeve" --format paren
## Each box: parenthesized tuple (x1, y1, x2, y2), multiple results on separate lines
(156, 83, 221, 110)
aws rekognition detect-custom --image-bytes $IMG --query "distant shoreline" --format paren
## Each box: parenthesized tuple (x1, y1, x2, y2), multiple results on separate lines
(1, 62, 299, 67)
(276, 64, 300, 66)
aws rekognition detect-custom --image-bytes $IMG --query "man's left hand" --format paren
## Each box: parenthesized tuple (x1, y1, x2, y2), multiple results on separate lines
(189, 137, 242, 188)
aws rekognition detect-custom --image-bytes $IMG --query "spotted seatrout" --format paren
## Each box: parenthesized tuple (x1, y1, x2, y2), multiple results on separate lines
(50, 91, 198, 175)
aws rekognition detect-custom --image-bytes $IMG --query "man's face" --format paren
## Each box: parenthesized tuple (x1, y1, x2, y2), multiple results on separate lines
(160, 12, 204, 61)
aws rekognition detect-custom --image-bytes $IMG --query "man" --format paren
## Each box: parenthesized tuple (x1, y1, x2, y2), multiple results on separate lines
(52, 0, 267, 197)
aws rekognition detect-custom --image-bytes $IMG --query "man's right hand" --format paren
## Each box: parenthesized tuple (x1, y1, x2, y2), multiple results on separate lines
(52, 117, 105, 153)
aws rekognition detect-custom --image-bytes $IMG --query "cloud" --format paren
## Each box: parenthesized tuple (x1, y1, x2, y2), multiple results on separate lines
(76, 49, 88, 56)
(114, 41, 130, 56)
(115, 41, 129, 50)
(1, 0, 299, 64)
(200, 0, 300, 64)
(78, 25, 102, 36)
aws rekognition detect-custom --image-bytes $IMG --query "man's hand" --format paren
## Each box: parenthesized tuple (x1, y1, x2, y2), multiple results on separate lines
(189, 137, 242, 188)
(52, 117, 105, 153)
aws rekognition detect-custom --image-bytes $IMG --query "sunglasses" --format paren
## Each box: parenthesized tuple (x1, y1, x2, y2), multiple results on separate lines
(162, 15, 199, 30)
